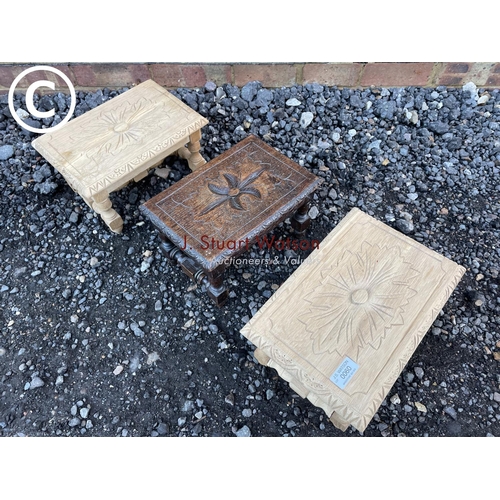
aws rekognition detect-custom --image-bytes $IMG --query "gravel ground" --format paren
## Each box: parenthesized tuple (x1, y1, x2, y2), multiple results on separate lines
(0, 80, 499, 437)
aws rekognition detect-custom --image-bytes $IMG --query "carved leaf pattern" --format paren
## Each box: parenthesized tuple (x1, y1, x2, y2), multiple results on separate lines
(200, 167, 266, 216)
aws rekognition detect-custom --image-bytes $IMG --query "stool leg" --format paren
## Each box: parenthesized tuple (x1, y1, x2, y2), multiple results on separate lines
(205, 264, 229, 307)
(186, 129, 206, 171)
(291, 199, 311, 236)
(158, 234, 228, 306)
(92, 192, 123, 233)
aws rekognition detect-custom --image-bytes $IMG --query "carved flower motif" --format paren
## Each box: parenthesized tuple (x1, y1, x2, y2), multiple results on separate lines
(200, 167, 265, 216)
(300, 242, 419, 355)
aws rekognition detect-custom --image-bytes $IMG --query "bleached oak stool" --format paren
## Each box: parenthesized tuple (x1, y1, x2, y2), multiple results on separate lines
(32, 79, 208, 233)
(241, 208, 466, 433)
(140, 135, 322, 306)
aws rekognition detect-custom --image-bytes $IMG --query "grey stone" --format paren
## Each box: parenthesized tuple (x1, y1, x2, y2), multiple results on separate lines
(33, 164, 52, 183)
(367, 140, 381, 151)
(241, 81, 261, 102)
(54, 94, 67, 112)
(16, 108, 29, 120)
(308, 206, 319, 219)
(29, 377, 45, 389)
(242, 408, 252, 417)
(395, 219, 414, 234)
(130, 323, 144, 338)
(204, 81, 216, 92)
(80, 408, 89, 419)
(13, 267, 27, 278)
(234, 425, 251, 437)
(428, 121, 449, 135)
(157, 422, 168, 435)
(350, 94, 364, 108)
(69, 418, 80, 427)
(20, 118, 42, 136)
(255, 89, 273, 108)
(85, 90, 104, 109)
(286, 98, 301, 107)
(414, 367, 424, 379)
(34, 181, 58, 194)
(375, 100, 396, 119)
(300, 112, 314, 128)
(444, 407, 457, 420)
(328, 188, 338, 200)
(182, 400, 194, 412)
(0, 145, 14, 160)
(306, 83, 324, 93)
(462, 81, 478, 101)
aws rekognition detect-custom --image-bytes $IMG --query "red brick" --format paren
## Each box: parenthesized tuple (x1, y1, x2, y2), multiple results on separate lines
(360, 63, 434, 87)
(150, 64, 216, 88)
(0, 64, 74, 92)
(444, 62, 470, 74)
(486, 74, 500, 87)
(180, 65, 207, 87)
(233, 64, 296, 88)
(303, 63, 362, 87)
(72, 64, 150, 87)
(71, 65, 94, 86)
(150, 64, 191, 88)
(437, 75, 464, 86)
(0, 65, 15, 88)
(203, 64, 232, 86)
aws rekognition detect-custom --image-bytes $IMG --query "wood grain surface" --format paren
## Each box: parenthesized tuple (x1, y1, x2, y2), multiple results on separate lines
(241, 208, 466, 432)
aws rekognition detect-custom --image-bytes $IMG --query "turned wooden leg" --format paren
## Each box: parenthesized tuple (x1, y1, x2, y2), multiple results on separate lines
(92, 191, 123, 233)
(186, 129, 206, 171)
(158, 233, 228, 306)
(205, 264, 228, 307)
(291, 199, 311, 236)
(176, 145, 191, 161)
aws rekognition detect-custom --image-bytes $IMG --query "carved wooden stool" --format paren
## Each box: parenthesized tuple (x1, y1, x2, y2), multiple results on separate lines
(139, 135, 322, 306)
(241, 208, 466, 433)
(32, 79, 208, 233)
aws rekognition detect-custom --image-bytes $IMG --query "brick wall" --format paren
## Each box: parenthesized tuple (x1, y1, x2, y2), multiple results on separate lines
(1, 62, 499, 93)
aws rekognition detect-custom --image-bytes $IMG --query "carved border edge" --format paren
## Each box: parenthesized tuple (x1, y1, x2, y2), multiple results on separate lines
(359, 264, 466, 432)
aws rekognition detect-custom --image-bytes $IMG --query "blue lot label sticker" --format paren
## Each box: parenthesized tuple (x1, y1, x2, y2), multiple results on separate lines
(330, 357, 359, 390)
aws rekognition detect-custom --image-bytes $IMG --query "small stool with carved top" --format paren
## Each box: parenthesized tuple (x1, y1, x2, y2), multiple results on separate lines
(139, 135, 322, 306)
(32, 79, 208, 233)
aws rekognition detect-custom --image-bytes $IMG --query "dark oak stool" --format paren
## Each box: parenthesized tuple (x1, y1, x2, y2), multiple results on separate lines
(140, 135, 322, 306)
